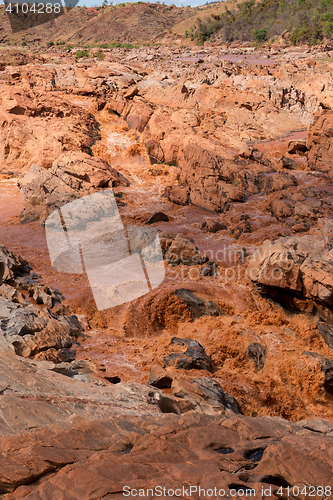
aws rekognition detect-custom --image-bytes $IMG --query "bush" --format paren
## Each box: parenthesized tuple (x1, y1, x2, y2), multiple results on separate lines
(47, 41, 54, 47)
(21, 40, 26, 47)
(323, 12, 333, 21)
(75, 49, 89, 59)
(92, 49, 105, 60)
(254, 27, 267, 41)
(324, 20, 333, 35)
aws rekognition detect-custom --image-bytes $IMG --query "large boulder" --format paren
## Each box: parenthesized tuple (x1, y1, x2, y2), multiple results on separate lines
(0, 86, 99, 174)
(247, 226, 333, 307)
(0, 243, 82, 360)
(166, 144, 296, 213)
(164, 337, 214, 372)
(307, 109, 333, 172)
(18, 152, 129, 224)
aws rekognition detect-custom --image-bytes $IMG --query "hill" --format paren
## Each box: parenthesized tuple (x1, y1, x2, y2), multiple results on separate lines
(0, 2, 196, 46)
(187, 0, 333, 45)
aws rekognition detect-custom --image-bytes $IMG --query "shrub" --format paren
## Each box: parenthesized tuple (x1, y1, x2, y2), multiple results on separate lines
(92, 49, 105, 60)
(75, 49, 89, 59)
(323, 12, 333, 21)
(254, 27, 267, 41)
(47, 41, 54, 47)
(324, 20, 333, 35)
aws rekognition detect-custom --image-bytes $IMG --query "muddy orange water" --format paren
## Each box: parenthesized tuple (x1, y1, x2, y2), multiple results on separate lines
(1, 97, 333, 421)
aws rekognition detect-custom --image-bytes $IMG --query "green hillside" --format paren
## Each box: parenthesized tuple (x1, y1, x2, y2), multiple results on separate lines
(187, 0, 333, 45)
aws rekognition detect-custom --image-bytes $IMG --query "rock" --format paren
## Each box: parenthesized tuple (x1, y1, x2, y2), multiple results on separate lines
(294, 201, 317, 219)
(2, 408, 333, 497)
(18, 153, 129, 224)
(0, 284, 27, 306)
(247, 342, 267, 370)
(298, 418, 333, 434)
(281, 156, 299, 170)
(258, 172, 298, 194)
(146, 212, 169, 224)
(165, 234, 207, 266)
(171, 377, 241, 415)
(0, 243, 82, 359)
(153, 393, 182, 415)
(163, 337, 214, 372)
(166, 185, 190, 205)
(148, 364, 173, 389)
(124, 100, 153, 132)
(303, 352, 333, 394)
(287, 139, 307, 154)
(0, 86, 99, 174)
(292, 222, 310, 233)
(201, 260, 217, 277)
(0, 297, 83, 358)
(173, 289, 221, 319)
(317, 323, 333, 348)
(0, 244, 30, 285)
(193, 377, 241, 414)
(200, 220, 227, 232)
(307, 109, 333, 172)
(270, 198, 294, 219)
(28, 284, 64, 308)
(248, 233, 333, 307)
(0, 245, 64, 310)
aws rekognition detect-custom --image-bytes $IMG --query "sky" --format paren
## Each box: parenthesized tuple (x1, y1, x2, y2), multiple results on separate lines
(0, 0, 209, 7)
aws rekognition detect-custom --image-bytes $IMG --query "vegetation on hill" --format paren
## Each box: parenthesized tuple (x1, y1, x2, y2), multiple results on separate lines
(187, 0, 333, 45)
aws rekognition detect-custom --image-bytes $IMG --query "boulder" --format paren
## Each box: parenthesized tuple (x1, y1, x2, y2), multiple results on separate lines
(287, 139, 307, 154)
(0, 297, 82, 358)
(171, 377, 241, 415)
(166, 185, 190, 205)
(148, 364, 173, 389)
(166, 144, 289, 213)
(200, 220, 227, 232)
(0, 86, 99, 174)
(173, 289, 221, 319)
(18, 152, 129, 224)
(248, 232, 333, 307)
(0, 243, 83, 359)
(0, 244, 30, 285)
(294, 201, 318, 219)
(307, 109, 333, 172)
(317, 323, 333, 348)
(303, 352, 333, 394)
(270, 198, 294, 219)
(247, 342, 267, 370)
(146, 212, 169, 224)
(258, 172, 298, 194)
(164, 234, 207, 266)
(281, 156, 299, 170)
(163, 337, 214, 372)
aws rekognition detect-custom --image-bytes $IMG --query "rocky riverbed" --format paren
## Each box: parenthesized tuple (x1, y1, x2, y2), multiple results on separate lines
(0, 43, 333, 497)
